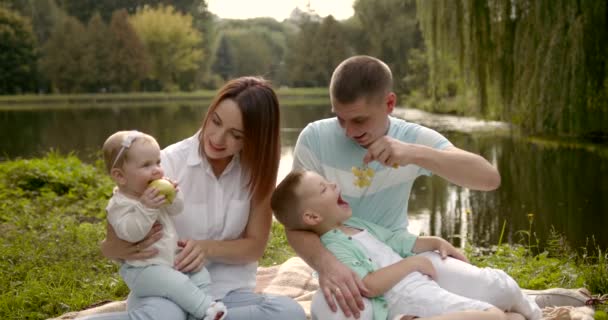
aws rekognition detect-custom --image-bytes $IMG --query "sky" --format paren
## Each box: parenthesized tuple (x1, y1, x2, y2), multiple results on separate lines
(207, 0, 356, 21)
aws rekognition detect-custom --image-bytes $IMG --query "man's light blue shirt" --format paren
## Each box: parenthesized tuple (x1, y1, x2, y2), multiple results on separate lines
(293, 116, 453, 231)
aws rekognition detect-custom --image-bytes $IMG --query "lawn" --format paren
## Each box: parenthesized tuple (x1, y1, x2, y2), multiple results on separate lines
(0, 154, 605, 320)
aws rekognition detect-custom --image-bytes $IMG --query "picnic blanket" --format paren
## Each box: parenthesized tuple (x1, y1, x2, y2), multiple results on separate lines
(49, 257, 597, 320)
(49, 257, 318, 320)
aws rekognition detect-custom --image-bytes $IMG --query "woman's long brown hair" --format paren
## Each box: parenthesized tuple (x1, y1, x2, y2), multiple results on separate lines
(198, 76, 281, 204)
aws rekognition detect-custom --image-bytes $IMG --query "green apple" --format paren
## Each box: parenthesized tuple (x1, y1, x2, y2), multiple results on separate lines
(148, 179, 176, 204)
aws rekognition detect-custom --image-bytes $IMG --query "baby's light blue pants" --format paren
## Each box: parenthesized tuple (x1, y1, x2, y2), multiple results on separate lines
(120, 264, 214, 319)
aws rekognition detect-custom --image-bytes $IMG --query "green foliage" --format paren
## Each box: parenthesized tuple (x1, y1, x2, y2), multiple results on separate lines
(0, 153, 295, 319)
(213, 17, 292, 85)
(353, 0, 424, 94)
(129, 5, 203, 92)
(416, 0, 608, 138)
(285, 15, 351, 87)
(211, 35, 235, 81)
(106, 9, 149, 92)
(0, 6, 37, 94)
(0, 0, 63, 45)
(260, 221, 295, 267)
(219, 30, 276, 79)
(38, 14, 88, 93)
(468, 226, 608, 295)
(58, 0, 209, 23)
(81, 13, 112, 92)
(0, 153, 124, 320)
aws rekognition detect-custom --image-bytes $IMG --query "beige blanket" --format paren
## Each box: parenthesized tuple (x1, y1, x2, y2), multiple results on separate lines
(49, 257, 318, 320)
(49, 257, 596, 320)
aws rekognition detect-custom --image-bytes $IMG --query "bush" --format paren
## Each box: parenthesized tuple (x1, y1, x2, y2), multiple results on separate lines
(0, 153, 296, 319)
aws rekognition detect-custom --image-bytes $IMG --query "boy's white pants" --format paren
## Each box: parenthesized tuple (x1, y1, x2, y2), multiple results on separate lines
(311, 251, 542, 320)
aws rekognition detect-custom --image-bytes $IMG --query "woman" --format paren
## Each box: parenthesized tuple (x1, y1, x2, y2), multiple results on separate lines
(82, 77, 306, 320)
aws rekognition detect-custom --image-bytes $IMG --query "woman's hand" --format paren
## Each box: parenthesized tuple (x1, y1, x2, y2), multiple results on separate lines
(101, 222, 163, 261)
(174, 239, 209, 273)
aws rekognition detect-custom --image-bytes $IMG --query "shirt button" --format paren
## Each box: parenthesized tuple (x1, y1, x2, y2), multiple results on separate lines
(383, 303, 388, 308)
(368, 258, 372, 261)
(348, 236, 352, 240)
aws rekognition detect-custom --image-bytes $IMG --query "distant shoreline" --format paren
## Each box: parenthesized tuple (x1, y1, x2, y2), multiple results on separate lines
(0, 88, 330, 109)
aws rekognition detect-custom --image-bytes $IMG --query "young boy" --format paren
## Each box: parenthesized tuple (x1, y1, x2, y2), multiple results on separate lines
(102, 130, 226, 320)
(271, 170, 542, 320)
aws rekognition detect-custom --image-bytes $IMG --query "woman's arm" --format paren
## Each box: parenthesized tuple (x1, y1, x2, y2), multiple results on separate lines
(100, 222, 163, 261)
(174, 195, 272, 272)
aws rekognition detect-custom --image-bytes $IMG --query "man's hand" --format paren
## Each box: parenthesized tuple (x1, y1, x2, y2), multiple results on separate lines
(435, 237, 469, 263)
(318, 258, 370, 319)
(363, 136, 413, 167)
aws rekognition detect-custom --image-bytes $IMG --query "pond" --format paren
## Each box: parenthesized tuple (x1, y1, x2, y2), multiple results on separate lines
(1, 103, 606, 251)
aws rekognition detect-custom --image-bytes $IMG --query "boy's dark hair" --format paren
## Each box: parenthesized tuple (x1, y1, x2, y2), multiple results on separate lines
(270, 170, 309, 230)
(329, 55, 393, 105)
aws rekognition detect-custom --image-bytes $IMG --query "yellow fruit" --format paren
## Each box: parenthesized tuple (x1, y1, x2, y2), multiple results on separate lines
(148, 179, 176, 204)
(365, 167, 374, 177)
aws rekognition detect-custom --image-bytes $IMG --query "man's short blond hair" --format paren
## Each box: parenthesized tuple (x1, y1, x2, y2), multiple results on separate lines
(270, 170, 310, 231)
(329, 55, 393, 105)
(102, 131, 156, 174)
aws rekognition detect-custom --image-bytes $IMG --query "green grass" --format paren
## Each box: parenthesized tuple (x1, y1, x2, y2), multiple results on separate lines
(0, 153, 296, 319)
(0, 154, 605, 319)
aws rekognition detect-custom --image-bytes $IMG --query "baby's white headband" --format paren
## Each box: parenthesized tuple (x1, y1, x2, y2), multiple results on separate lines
(111, 130, 141, 169)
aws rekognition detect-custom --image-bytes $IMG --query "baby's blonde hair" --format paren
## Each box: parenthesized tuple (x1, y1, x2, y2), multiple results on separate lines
(102, 130, 157, 174)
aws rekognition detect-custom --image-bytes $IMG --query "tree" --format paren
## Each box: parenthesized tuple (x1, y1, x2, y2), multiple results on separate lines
(129, 5, 203, 91)
(0, 6, 37, 94)
(221, 30, 275, 78)
(211, 35, 234, 81)
(353, 0, 424, 95)
(58, 0, 209, 24)
(285, 18, 321, 87)
(82, 13, 112, 92)
(3, 0, 64, 45)
(285, 15, 352, 87)
(106, 9, 148, 92)
(311, 15, 351, 85)
(38, 14, 88, 93)
(417, 0, 608, 138)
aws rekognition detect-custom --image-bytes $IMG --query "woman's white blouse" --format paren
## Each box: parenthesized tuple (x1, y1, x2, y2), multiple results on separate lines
(160, 133, 255, 298)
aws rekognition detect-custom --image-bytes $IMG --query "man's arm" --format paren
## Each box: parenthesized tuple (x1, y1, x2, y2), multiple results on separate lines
(362, 255, 436, 297)
(412, 145, 501, 191)
(365, 137, 500, 191)
(412, 236, 468, 262)
(286, 229, 367, 318)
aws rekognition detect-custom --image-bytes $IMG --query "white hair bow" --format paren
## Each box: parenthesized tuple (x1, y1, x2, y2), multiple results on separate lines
(111, 130, 141, 169)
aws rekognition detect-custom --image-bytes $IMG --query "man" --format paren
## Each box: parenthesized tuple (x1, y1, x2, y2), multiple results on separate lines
(287, 55, 582, 319)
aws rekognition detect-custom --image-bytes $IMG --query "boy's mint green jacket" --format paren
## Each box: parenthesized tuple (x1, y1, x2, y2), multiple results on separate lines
(320, 216, 419, 320)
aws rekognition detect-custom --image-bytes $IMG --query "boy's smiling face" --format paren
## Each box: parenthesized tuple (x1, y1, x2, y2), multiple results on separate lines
(296, 171, 352, 229)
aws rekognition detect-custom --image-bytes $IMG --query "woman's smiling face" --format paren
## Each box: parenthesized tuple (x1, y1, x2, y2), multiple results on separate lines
(203, 98, 245, 160)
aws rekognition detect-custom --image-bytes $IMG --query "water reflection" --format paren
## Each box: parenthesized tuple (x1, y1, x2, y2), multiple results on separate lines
(1, 104, 606, 250)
